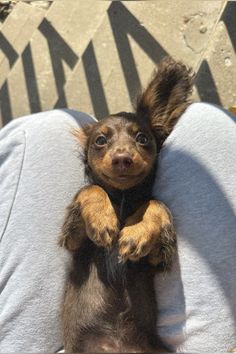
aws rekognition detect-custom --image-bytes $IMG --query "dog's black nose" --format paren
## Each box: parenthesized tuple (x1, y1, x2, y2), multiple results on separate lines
(112, 153, 133, 169)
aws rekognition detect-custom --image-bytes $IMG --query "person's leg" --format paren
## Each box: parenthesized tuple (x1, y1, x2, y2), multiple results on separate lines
(154, 102, 236, 352)
(0, 109, 95, 352)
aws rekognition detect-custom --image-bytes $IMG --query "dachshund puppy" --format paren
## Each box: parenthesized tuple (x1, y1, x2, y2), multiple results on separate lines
(59, 57, 194, 353)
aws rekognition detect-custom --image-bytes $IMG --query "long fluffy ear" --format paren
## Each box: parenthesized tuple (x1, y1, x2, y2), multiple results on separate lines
(72, 124, 94, 147)
(71, 124, 94, 162)
(135, 57, 194, 143)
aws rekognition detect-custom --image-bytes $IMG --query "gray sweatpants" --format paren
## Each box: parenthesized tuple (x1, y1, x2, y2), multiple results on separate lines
(0, 103, 235, 352)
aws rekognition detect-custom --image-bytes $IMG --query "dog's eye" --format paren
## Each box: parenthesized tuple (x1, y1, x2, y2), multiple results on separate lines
(95, 135, 107, 146)
(136, 132, 149, 145)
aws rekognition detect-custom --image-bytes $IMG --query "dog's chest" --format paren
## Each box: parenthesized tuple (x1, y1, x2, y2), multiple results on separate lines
(109, 188, 151, 225)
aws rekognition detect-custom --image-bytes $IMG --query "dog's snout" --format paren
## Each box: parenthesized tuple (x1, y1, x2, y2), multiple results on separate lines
(112, 153, 133, 169)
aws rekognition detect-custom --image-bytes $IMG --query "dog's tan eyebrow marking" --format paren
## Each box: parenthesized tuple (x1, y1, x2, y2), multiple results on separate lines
(127, 123, 141, 136)
(99, 126, 111, 136)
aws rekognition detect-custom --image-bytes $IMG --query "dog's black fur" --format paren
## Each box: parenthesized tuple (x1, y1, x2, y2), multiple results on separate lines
(59, 57, 194, 352)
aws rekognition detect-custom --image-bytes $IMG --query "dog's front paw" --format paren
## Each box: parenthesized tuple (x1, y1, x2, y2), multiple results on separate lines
(119, 223, 156, 261)
(118, 200, 176, 265)
(86, 210, 119, 248)
(78, 185, 119, 248)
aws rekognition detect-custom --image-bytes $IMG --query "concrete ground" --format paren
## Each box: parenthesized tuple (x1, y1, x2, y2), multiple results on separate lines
(0, 0, 235, 127)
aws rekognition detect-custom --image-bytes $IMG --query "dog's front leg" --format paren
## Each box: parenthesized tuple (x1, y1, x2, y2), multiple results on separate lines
(79, 185, 120, 248)
(59, 190, 87, 252)
(60, 185, 120, 251)
(119, 200, 176, 267)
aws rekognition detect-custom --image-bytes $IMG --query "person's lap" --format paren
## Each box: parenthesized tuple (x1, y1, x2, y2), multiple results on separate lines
(0, 103, 235, 352)
(0, 110, 95, 352)
(154, 103, 236, 352)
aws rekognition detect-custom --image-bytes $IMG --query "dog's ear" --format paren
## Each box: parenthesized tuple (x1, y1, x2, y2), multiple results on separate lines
(72, 124, 94, 149)
(135, 57, 194, 143)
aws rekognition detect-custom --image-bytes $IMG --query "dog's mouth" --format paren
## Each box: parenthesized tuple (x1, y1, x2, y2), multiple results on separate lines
(103, 171, 144, 180)
(116, 174, 132, 180)
(101, 171, 146, 189)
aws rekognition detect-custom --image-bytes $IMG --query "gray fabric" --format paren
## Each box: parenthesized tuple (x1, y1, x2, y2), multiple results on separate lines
(0, 110, 95, 352)
(154, 103, 236, 352)
(0, 103, 235, 352)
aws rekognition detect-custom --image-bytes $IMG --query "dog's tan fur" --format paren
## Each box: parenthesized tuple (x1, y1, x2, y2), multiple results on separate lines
(59, 57, 194, 352)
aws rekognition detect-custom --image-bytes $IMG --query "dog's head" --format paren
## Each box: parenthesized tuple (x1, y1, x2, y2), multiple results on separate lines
(74, 57, 194, 191)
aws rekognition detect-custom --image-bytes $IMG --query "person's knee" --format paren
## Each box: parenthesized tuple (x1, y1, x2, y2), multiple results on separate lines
(165, 102, 236, 147)
(181, 102, 235, 128)
(23, 109, 95, 139)
(1, 109, 96, 144)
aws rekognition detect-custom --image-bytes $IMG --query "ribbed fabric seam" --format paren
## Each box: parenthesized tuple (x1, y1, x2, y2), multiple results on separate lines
(0, 130, 26, 243)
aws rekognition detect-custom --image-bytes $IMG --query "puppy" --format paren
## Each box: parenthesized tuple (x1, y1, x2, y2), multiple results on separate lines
(59, 57, 194, 353)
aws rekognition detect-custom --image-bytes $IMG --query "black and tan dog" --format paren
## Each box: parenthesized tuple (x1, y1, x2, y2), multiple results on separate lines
(59, 57, 194, 353)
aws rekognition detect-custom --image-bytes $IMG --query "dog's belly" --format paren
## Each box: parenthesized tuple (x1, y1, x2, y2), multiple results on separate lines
(63, 241, 160, 353)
